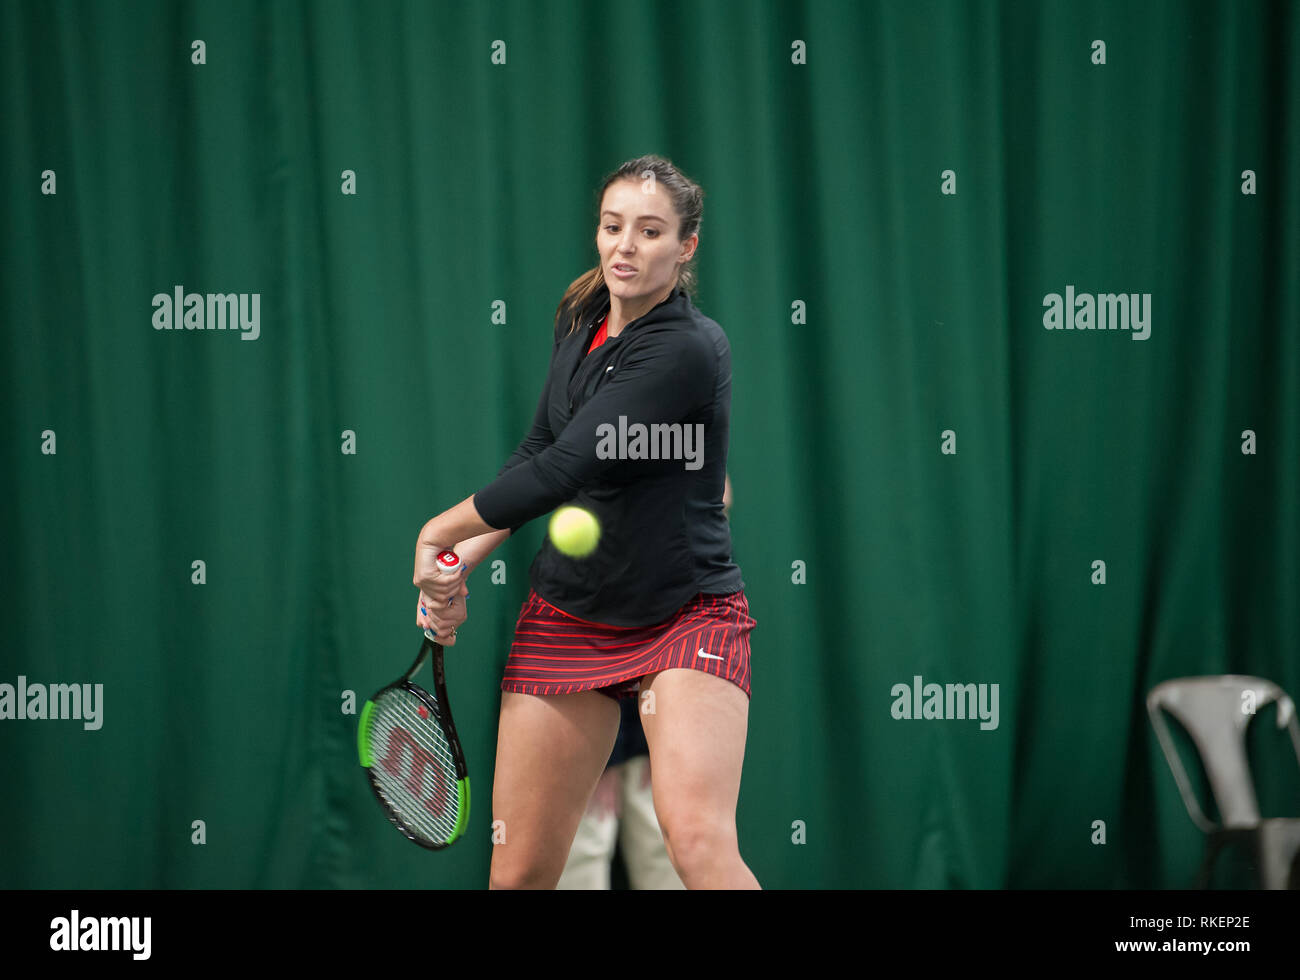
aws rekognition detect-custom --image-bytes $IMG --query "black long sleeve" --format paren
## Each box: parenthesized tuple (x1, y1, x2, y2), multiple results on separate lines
(469, 285, 742, 627)
(474, 323, 713, 532)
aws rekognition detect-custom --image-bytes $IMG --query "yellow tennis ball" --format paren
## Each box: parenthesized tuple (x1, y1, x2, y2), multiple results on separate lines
(549, 505, 600, 558)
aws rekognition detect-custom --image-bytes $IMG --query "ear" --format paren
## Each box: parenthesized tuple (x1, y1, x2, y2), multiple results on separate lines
(679, 233, 698, 264)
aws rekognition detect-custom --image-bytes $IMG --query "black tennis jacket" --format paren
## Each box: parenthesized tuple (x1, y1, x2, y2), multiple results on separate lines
(473, 283, 743, 626)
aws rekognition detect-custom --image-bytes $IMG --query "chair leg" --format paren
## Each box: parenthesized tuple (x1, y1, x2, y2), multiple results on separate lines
(1254, 820, 1300, 890)
(1197, 832, 1226, 889)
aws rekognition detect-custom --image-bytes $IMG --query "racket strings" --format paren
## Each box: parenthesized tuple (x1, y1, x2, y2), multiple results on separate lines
(367, 687, 461, 844)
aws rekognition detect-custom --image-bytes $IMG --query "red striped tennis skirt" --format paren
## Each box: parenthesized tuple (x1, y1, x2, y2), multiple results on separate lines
(501, 588, 756, 701)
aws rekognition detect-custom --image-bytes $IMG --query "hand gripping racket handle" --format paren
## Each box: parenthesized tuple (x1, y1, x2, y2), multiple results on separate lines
(420, 549, 463, 642)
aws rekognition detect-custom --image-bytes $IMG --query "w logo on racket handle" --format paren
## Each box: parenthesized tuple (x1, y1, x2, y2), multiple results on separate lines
(380, 726, 449, 817)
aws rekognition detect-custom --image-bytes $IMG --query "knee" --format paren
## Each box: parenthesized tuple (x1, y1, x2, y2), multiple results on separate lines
(657, 812, 737, 876)
(489, 847, 563, 890)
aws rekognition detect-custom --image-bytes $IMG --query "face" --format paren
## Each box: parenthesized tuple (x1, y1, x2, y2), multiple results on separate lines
(597, 178, 697, 306)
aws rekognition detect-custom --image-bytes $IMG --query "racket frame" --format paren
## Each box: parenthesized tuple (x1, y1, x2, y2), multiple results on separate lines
(358, 636, 471, 850)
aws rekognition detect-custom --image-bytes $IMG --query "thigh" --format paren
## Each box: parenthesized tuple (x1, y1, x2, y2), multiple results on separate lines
(618, 756, 685, 890)
(556, 765, 623, 890)
(490, 689, 621, 887)
(638, 669, 750, 826)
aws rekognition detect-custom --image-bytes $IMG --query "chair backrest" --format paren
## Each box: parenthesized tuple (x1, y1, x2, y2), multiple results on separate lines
(1146, 675, 1300, 832)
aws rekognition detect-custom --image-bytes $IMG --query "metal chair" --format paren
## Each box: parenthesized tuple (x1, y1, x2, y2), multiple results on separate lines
(1146, 675, 1300, 889)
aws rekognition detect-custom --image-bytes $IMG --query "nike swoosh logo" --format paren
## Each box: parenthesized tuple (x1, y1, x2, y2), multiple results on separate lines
(605, 366, 614, 373)
(696, 648, 724, 661)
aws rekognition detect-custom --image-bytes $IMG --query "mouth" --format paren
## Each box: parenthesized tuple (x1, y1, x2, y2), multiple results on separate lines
(613, 263, 636, 273)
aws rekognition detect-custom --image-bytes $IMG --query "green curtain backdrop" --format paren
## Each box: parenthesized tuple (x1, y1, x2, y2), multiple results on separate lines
(2, 0, 1297, 889)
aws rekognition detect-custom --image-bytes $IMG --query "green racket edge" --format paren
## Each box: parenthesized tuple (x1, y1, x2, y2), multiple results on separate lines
(357, 699, 472, 844)
(358, 699, 377, 767)
(450, 776, 471, 844)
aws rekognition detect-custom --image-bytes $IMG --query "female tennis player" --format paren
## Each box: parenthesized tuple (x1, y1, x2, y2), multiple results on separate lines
(412, 154, 759, 889)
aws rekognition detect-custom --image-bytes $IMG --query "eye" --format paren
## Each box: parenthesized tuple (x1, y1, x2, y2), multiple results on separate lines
(644, 228, 659, 237)
(603, 224, 619, 233)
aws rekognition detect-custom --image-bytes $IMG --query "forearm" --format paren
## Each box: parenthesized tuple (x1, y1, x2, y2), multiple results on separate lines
(419, 495, 500, 554)
(453, 527, 512, 574)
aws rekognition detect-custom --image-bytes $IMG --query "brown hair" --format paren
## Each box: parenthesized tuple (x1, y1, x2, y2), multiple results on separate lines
(554, 154, 704, 338)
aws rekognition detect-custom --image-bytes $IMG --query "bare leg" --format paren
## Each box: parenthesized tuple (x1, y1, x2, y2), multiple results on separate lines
(488, 689, 620, 889)
(618, 755, 685, 889)
(638, 669, 760, 889)
(556, 765, 623, 889)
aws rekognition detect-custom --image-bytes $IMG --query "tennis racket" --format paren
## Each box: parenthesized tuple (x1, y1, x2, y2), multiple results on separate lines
(357, 549, 470, 849)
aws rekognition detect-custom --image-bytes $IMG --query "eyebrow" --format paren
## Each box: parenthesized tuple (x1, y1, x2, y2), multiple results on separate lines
(600, 210, 668, 224)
